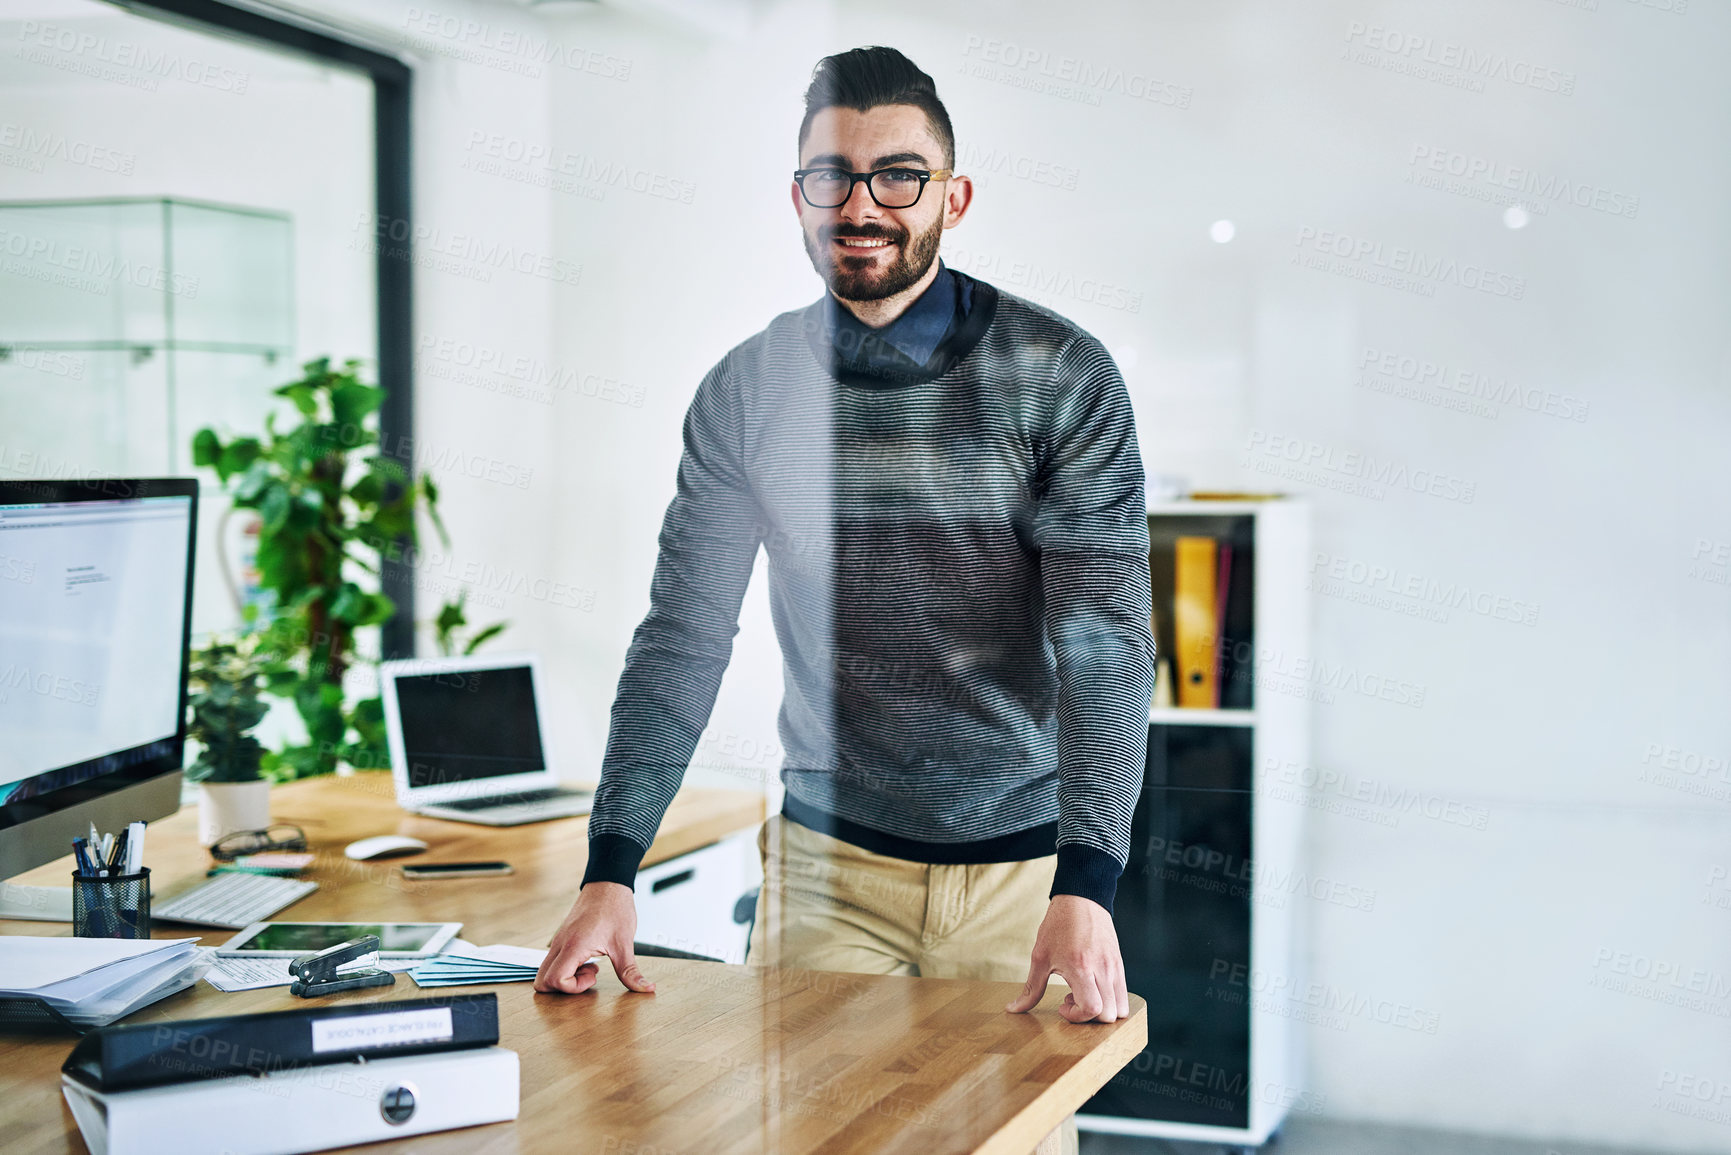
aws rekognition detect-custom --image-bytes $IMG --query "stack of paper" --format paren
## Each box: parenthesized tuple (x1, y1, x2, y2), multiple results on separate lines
(410, 943, 548, 988)
(0, 937, 210, 1027)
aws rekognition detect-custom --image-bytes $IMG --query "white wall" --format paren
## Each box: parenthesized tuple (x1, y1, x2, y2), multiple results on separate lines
(513, 0, 1728, 1150)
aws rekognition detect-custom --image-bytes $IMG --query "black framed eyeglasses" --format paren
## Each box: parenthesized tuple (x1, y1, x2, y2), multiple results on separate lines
(793, 167, 953, 209)
(210, 823, 307, 860)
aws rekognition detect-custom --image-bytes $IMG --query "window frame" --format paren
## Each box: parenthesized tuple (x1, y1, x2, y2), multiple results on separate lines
(105, 0, 419, 658)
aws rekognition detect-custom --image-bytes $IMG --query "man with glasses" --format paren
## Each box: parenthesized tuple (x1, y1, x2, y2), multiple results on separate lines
(538, 44, 1152, 1106)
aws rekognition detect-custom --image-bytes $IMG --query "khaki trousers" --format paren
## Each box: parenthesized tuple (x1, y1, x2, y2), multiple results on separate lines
(744, 814, 1079, 1155)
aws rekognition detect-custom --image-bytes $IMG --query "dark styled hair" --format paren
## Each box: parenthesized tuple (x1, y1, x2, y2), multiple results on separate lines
(798, 47, 955, 168)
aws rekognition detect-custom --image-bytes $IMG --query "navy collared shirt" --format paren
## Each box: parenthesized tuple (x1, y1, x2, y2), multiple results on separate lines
(824, 262, 972, 379)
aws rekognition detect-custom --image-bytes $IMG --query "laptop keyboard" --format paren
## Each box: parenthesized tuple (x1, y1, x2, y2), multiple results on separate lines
(432, 788, 586, 811)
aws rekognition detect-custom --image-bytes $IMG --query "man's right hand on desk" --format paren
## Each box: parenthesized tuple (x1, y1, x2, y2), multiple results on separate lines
(534, 881, 656, 996)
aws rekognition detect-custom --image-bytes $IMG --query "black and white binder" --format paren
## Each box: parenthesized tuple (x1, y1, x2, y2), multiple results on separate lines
(60, 993, 518, 1155)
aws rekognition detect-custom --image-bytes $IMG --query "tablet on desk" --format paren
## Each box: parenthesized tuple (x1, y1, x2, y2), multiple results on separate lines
(215, 921, 462, 958)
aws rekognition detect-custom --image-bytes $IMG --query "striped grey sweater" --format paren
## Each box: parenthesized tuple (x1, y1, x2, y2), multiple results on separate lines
(583, 272, 1154, 911)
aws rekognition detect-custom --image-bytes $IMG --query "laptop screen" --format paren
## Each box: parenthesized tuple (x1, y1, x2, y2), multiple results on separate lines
(392, 664, 546, 790)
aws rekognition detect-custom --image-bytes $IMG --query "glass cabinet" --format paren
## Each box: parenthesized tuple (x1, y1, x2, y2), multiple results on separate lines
(0, 196, 293, 479)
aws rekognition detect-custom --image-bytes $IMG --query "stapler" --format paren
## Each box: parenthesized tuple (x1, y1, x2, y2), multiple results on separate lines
(288, 935, 398, 998)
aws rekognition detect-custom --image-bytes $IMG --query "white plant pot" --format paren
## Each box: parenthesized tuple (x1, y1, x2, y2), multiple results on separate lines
(198, 780, 272, 846)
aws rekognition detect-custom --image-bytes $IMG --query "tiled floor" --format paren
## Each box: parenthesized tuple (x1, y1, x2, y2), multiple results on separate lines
(1079, 1118, 1677, 1155)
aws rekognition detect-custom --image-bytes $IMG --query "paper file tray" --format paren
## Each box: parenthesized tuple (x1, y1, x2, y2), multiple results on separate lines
(62, 1045, 519, 1155)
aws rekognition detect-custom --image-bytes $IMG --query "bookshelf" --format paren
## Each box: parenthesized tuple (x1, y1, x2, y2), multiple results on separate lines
(1080, 497, 1311, 1150)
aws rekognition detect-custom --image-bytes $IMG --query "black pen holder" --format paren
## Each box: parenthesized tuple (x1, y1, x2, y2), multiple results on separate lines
(71, 867, 151, 939)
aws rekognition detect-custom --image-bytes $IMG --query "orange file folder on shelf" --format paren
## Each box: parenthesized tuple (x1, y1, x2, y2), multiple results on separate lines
(1174, 536, 1218, 708)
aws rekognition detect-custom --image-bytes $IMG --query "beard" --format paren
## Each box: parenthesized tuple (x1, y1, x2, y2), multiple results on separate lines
(803, 213, 945, 302)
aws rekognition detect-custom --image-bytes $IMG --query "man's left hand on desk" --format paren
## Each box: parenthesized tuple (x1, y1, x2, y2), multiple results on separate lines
(534, 880, 655, 996)
(1005, 894, 1130, 1024)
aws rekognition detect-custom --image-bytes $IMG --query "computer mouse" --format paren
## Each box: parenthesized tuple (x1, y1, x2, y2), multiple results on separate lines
(343, 835, 430, 861)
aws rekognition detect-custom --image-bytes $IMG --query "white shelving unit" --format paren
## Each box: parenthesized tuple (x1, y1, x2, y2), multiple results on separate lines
(1080, 498, 1311, 1150)
(1149, 707, 1256, 728)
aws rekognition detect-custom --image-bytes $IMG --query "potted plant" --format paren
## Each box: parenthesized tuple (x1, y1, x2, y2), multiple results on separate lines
(185, 635, 272, 845)
(192, 357, 499, 779)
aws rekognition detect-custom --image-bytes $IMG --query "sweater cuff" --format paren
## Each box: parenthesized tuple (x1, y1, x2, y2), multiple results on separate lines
(582, 832, 649, 890)
(1050, 844, 1123, 915)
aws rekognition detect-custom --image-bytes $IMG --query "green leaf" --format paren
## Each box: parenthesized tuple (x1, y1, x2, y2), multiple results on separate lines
(191, 428, 221, 469)
(332, 588, 393, 627)
(463, 622, 508, 655)
(328, 583, 364, 624)
(434, 595, 467, 635)
(219, 438, 261, 482)
(330, 381, 385, 430)
(361, 510, 413, 550)
(254, 533, 308, 595)
(356, 592, 396, 626)
(432, 593, 466, 657)
(277, 381, 319, 417)
(260, 483, 292, 533)
(233, 460, 273, 504)
(348, 472, 383, 507)
(263, 668, 301, 695)
(420, 476, 449, 548)
(371, 456, 408, 486)
(283, 585, 325, 613)
(351, 696, 384, 727)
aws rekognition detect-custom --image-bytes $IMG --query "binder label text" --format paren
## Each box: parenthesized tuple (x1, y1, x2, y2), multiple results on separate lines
(311, 1007, 454, 1053)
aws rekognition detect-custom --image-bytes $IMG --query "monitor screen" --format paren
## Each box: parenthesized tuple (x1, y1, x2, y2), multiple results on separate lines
(393, 664, 546, 790)
(0, 491, 194, 804)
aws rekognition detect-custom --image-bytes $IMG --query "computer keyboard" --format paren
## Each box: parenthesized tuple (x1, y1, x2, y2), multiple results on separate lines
(153, 872, 318, 929)
(434, 788, 587, 812)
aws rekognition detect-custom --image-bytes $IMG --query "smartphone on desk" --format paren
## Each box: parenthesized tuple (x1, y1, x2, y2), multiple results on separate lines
(400, 861, 514, 880)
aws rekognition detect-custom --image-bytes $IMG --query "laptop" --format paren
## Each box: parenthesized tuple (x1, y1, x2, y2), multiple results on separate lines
(379, 653, 595, 826)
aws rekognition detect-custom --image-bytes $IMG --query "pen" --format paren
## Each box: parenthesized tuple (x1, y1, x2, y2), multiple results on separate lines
(72, 837, 94, 876)
(109, 829, 129, 876)
(125, 820, 145, 874)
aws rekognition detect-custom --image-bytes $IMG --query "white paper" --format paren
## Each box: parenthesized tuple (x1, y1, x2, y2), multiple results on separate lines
(0, 936, 199, 993)
(310, 1006, 452, 1052)
(201, 956, 298, 992)
(63, 954, 211, 1026)
(34, 944, 200, 1007)
(204, 953, 421, 992)
(440, 944, 547, 968)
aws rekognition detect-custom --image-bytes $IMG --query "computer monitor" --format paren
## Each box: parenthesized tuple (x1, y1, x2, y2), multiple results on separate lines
(0, 478, 198, 920)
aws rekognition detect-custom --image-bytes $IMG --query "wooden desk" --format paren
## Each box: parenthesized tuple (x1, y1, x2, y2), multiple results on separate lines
(0, 774, 1146, 1154)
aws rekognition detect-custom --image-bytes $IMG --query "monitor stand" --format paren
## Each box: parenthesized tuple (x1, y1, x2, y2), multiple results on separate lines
(0, 883, 74, 921)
